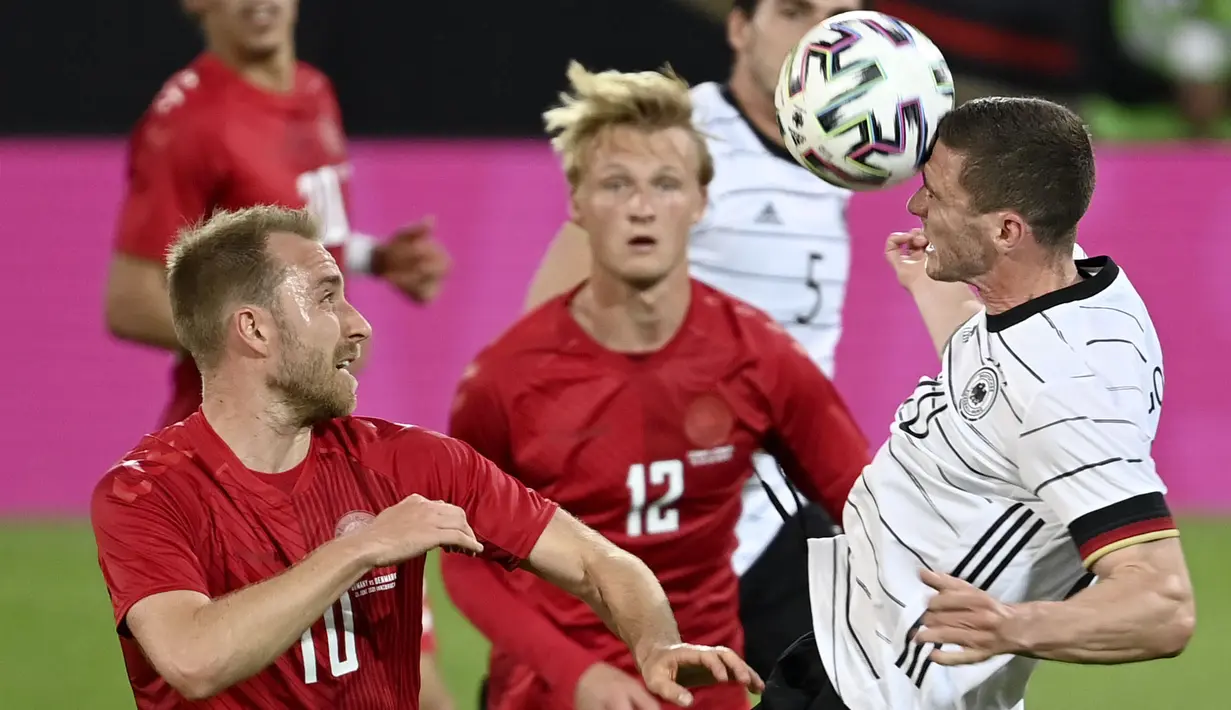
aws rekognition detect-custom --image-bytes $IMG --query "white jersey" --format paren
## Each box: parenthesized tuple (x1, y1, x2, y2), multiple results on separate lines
(807, 256, 1177, 709)
(688, 82, 853, 574)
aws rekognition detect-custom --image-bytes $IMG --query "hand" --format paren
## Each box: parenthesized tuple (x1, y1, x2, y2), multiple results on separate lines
(638, 643, 764, 707)
(912, 569, 1024, 666)
(372, 217, 451, 304)
(357, 494, 483, 567)
(884, 229, 931, 291)
(574, 662, 660, 710)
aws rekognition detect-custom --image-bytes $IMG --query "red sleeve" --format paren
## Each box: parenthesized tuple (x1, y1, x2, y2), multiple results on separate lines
(441, 365, 602, 698)
(113, 109, 219, 263)
(370, 420, 556, 570)
(90, 461, 209, 635)
(759, 323, 870, 521)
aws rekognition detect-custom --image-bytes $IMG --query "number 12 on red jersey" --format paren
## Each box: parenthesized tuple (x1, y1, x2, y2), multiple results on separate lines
(626, 460, 684, 537)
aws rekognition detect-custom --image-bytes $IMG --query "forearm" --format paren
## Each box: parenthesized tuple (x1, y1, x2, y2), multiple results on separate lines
(906, 280, 982, 358)
(104, 256, 181, 352)
(580, 550, 682, 670)
(439, 553, 600, 692)
(105, 291, 181, 351)
(185, 537, 373, 695)
(1008, 572, 1194, 663)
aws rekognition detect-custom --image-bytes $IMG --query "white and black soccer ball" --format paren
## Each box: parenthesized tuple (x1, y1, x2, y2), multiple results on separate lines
(774, 10, 955, 191)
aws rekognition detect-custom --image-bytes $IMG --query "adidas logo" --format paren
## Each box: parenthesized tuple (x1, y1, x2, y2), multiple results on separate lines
(755, 202, 782, 225)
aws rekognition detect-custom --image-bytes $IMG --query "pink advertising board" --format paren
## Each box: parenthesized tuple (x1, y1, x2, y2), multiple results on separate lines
(2, 139, 1228, 514)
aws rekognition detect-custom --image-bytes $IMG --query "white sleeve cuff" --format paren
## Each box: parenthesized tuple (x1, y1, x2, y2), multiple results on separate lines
(346, 232, 378, 274)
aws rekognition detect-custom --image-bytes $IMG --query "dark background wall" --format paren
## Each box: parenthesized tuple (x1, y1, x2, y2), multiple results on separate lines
(0, 1, 729, 136)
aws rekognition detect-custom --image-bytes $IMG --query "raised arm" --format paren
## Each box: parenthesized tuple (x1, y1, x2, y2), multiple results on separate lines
(885, 230, 982, 358)
(523, 220, 592, 312)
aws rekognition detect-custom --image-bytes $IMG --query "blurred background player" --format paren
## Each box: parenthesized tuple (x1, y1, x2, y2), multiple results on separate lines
(99, 0, 452, 706)
(522, 0, 865, 678)
(442, 62, 870, 710)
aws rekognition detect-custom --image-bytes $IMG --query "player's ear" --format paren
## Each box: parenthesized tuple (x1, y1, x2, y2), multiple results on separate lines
(994, 211, 1027, 253)
(235, 306, 275, 357)
(728, 7, 751, 53)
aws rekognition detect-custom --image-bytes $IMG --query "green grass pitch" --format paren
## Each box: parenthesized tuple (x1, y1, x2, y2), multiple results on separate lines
(1, 519, 1226, 708)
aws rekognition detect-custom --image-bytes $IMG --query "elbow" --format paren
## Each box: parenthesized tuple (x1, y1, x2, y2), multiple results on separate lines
(1152, 575, 1197, 658)
(160, 654, 228, 701)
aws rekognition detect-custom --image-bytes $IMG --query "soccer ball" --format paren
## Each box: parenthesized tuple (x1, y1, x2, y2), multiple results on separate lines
(774, 11, 955, 191)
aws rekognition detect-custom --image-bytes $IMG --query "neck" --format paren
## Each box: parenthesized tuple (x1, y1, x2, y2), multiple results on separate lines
(200, 370, 312, 473)
(727, 67, 783, 147)
(571, 267, 692, 354)
(973, 251, 1080, 315)
(208, 41, 297, 93)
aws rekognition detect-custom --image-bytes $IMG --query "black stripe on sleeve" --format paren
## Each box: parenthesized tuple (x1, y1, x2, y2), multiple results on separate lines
(1070, 492, 1176, 564)
(1086, 338, 1147, 362)
(1021, 417, 1139, 437)
(1034, 458, 1143, 495)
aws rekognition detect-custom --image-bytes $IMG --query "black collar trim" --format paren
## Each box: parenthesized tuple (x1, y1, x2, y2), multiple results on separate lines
(985, 256, 1120, 333)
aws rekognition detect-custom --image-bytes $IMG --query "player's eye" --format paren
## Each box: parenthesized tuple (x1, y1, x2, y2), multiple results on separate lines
(601, 177, 629, 190)
(321, 292, 337, 304)
(655, 178, 682, 191)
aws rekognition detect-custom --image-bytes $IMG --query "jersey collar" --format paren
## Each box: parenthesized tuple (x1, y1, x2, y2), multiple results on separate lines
(984, 256, 1120, 333)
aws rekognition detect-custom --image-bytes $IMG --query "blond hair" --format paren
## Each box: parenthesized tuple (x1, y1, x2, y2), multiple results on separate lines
(543, 61, 714, 190)
(167, 205, 320, 370)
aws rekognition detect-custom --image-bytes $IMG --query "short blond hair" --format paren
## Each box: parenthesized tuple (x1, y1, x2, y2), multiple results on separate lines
(166, 205, 319, 370)
(543, 61, 714, 190)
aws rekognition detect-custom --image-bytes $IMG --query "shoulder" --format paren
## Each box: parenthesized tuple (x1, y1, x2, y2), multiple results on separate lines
(91, 426, 204, 522)
(689, 82, 734, 127)
(689, 82, 750, 155)
(695, 282, 802, 356)
(469, 299, 570, 378)
(296, 61, 341, 107)
(130, 59, 223, 154)
(321, 415, 468, 462)
(138, 56, 227, 128)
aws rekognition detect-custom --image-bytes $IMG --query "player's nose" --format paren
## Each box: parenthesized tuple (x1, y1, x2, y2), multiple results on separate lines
(906, 185, 927, 218)
(341, 302, 372, 343)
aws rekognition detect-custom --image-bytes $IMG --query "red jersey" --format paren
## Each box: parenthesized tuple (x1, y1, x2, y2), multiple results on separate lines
(114, 52, 354, 427)
(91, 412, 556, 710)
(442, 280, 870, 710)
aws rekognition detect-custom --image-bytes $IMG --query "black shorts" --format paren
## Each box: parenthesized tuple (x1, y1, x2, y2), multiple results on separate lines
(754, 631, 849, 710)
(739, 504, 838, 679)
